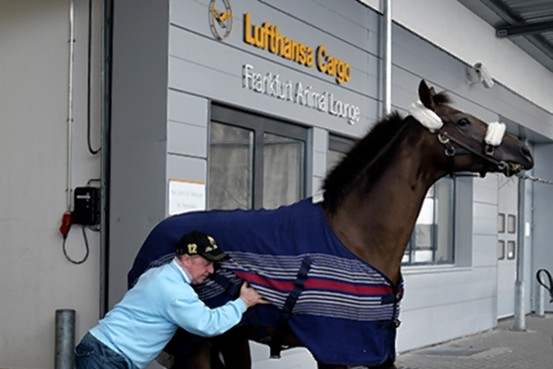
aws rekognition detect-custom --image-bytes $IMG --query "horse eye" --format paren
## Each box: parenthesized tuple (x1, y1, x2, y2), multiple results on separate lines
(457, 118, 470, 127)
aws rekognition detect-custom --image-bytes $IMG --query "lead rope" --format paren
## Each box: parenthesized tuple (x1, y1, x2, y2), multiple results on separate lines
(517, 173, 553, 186)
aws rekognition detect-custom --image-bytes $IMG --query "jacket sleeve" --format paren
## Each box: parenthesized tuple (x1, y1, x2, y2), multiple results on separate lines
(166, 283, 247, 337)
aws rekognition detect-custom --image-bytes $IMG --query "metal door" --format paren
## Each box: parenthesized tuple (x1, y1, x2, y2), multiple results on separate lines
(497, 175, 518, 318)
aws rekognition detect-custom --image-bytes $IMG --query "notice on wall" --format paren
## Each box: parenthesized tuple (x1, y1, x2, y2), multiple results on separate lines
(168, 179, 206, 215)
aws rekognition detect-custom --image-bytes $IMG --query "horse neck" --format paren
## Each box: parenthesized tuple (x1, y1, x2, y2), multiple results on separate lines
(325, 136, 445, 285)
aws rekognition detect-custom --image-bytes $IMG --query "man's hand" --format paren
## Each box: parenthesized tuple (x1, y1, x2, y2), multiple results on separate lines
(239, 282, 269, 308)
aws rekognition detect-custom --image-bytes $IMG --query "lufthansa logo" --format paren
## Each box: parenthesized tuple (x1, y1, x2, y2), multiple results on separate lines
(209, 0, 233, 40)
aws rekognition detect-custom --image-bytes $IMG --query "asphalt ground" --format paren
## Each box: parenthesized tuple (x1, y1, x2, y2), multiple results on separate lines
(395, 313, 553, 369)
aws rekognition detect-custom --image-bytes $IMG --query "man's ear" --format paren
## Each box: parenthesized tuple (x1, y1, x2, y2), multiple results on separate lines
(179, 254, 190, 264)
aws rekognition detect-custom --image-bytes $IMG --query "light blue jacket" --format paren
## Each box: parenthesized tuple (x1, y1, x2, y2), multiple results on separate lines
(90, 258, 246, 369)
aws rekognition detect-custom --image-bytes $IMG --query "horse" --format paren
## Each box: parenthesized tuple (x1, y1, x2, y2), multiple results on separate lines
(127, 80, 534, 369)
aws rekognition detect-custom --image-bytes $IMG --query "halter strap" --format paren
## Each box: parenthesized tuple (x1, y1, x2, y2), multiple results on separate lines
(409, 102, 508, 172)
(408, 101, 443, 132)
(437, 131, 508, 172)
(485, 122, 506, 146)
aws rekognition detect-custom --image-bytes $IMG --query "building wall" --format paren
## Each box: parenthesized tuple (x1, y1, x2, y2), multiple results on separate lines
(0, 0, 102, 367)
(361, 0, 553, 115)
(108, 0, 170, 309)
(1, 0, 553, 368)
(110, 0, 551, 358)
(389, 19, 542, 351)
(108, 0, 384, 307)
(532, 143, 553, 312)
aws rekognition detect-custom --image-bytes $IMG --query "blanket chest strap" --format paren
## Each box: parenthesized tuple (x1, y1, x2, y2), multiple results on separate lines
(270, 256, 312, 358)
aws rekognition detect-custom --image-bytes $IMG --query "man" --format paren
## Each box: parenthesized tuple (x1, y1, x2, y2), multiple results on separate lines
(75, 231, 266, 369)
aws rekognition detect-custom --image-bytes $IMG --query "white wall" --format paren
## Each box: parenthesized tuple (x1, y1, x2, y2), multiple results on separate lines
(1, 0, 552, 368)
(0, 0, 102, 367)
(360, 0, 553, 114)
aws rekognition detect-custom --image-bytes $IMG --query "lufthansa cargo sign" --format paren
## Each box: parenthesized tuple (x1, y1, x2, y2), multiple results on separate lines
(243, 13, 351, 85)
(209, 2, 360, 124)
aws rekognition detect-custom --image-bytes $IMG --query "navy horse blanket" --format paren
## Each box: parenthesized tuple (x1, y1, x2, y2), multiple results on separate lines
(128, 198, 403, 366)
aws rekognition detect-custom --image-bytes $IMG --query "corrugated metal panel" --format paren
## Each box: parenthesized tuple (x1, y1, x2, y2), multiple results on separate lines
(458, 0, 553, 72)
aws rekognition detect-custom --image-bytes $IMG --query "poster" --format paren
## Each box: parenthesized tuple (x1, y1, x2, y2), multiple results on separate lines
(168, 179, 206, 215)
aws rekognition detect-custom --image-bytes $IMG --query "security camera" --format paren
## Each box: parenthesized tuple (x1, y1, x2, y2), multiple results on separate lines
(466, 62, 494, 88)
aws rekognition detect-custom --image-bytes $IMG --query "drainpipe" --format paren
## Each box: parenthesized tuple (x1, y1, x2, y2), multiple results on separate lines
(382, 0, 392, 116)
(100, 0, 113, 317)
(513, 139, 528, 331)
(66, 0, 76, 211)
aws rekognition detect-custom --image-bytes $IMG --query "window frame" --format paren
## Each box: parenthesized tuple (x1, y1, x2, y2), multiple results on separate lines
(209, 104, 308, 209)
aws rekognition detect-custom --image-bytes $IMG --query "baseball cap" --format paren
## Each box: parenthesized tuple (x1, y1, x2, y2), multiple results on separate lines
(176, 231, 228, 262)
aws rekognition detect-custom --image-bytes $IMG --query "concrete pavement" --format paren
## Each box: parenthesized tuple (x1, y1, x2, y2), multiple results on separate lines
(395, 314, 553, 369)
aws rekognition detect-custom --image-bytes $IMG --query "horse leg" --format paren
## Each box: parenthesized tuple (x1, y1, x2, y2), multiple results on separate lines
(169, 341, 212, 369)
(317, 364, 346, 369)
(377, 358, 397, 369)
(212, 328, 252, 369)
(317, 359, 397, 369)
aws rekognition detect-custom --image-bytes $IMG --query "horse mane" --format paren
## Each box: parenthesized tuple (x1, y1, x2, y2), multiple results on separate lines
(321, 112, 405, 212)
(322, 91, 451, 213)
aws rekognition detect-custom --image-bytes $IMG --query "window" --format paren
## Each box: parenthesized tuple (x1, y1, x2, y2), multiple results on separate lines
(208, 105, 307, 210)
(328, 134, 456, 266)
(328, 134, 355, 171)
(507, 214, 516, 234)
(498, 213, 505, 233)
(498, 240, 505, 260)
(403, 178, 455, 264)
(507, 240, 516, 260)
(208, 123, 254, 209)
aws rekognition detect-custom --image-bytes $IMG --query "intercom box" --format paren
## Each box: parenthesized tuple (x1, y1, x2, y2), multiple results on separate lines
(73, 186, 100, 225)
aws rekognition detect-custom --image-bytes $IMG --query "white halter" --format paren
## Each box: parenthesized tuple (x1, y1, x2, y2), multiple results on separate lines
(409, 101, 506, 146)
(408, 101, 443, 132)
(485, 122, 506, 146)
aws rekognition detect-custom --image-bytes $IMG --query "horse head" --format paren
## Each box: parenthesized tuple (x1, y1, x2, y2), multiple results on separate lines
(413, 80, 534, 177)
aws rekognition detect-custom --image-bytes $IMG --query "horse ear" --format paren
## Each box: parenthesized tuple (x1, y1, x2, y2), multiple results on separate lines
(418, 80, 436, 110)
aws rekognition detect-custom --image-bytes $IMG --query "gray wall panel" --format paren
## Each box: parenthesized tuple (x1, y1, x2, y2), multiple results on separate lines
(170, 0, 380, 89)
(393, 21, 552, 141)
(403, 267, 496, 311)
(168, 0, 381, 127)
(167, 92, 209, 157)
(474, 175, 498, 204)
(496, 88, 553, 141)
(109, 0, 170, 306)
(311, 127, 328, 194)
(168, 27, 378, 136)
(473, 203, 497, 235)
(473, 234, 499, 267)
(532, 143, 553, 312)
(168, 121, 207, 157)
(170, 0, 210, 35)
(260, 0, 381, 56)
(398, 296, 496, 351)
(392, 33, 500, 124)
(167, 155, 208, 184)
(168, 90, 209, 126)
(455, 176, 475, 267)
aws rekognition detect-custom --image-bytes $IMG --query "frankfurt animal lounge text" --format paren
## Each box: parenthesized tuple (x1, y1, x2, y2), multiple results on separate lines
(242, 64, 361, 124)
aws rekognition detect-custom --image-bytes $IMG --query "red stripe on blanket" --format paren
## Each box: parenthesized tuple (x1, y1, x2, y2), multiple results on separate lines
(235, 271, 393, 296)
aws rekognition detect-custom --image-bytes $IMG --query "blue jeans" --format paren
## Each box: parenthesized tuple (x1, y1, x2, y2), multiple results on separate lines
(75, 332, 130, 369)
